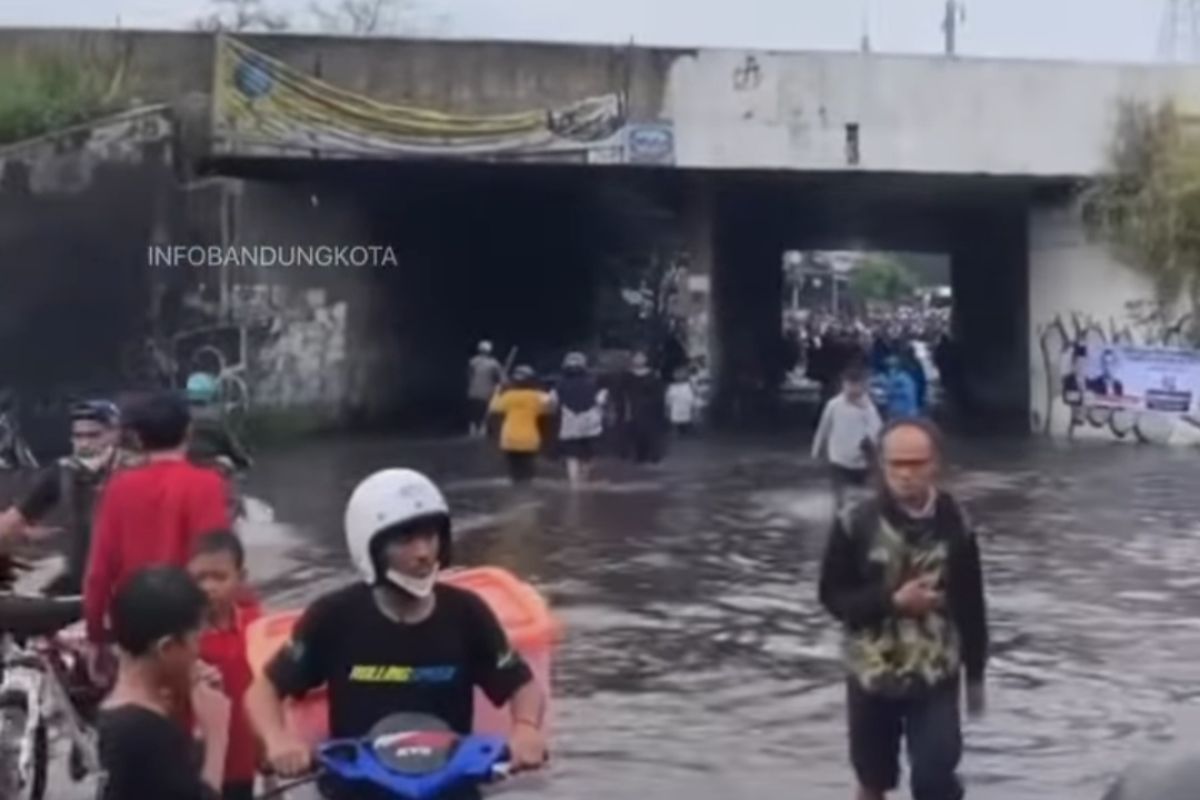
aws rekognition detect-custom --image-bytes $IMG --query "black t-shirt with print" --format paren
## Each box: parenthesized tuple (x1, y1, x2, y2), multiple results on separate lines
(266, 582, 533, 738)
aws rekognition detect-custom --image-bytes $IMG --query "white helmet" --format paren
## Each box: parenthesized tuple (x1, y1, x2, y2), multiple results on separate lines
(344, 469, 452, 584)
(478, 340, 493, 354)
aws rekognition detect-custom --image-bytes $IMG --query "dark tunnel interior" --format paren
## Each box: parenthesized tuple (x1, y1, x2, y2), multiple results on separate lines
(1, 152, 1046, 448)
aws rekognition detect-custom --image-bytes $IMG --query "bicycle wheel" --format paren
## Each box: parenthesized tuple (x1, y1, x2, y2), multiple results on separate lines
(0, 692, 47, 800)
(188, 346, 226, 379)
(218, 375, 251, 434)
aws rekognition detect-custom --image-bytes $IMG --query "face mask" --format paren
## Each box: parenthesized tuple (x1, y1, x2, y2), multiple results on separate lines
(76, 447, 113, 471)
(385, 567, 439, 599)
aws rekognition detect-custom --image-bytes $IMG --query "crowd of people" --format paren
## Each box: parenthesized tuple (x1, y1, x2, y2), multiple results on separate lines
(0, 332, 1187, 800)
(0, 380, 550, 799)
(468, 341, 705, 487)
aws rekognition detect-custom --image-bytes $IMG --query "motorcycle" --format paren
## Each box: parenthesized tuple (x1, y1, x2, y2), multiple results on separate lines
(258, 712, 515, 800)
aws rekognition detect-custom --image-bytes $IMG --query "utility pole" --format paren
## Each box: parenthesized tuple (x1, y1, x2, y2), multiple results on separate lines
(942, 0, 966, 56)
(1160, 0, 1200, 62)
(859, 0, 872, 53)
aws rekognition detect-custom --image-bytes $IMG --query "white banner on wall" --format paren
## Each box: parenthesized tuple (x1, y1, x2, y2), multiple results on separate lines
(1074, 345, 1200, 413)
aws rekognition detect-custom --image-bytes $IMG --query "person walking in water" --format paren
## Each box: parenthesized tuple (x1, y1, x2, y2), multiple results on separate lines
(621, 351, 667, 464)
(878, 354, 920, 420)
(812, 366, 883, 511)
(467, 340, 505, 438)
(819, 418, 988, 800)
(489, 365, 553, 486)
(550, 352, 607, 488)
(665, 367, 699, 436)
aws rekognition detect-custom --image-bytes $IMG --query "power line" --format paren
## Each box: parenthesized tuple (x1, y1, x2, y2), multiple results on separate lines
(1160, 0, 1200, 62)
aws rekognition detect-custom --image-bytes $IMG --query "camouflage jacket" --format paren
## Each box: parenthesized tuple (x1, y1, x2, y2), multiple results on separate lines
(818, 491, 989, 697)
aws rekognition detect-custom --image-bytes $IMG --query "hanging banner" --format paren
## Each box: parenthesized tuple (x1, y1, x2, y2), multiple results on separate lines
(1069, 344, 1200, 413)
(210, 36, 629, 160)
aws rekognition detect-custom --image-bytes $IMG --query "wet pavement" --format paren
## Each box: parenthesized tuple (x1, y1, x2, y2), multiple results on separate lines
(43, 432, 1200, 799)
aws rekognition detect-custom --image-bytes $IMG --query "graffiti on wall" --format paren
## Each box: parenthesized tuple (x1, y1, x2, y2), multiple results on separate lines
(1036, 301, 1200, 443)
(121, 281, 351, 420)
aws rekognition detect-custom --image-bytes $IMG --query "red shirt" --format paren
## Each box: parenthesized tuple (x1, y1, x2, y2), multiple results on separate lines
(199, 601, 263, 784)
(84, 458, 230, 642)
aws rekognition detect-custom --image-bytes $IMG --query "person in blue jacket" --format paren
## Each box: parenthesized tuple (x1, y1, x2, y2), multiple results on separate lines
(880, 355, 919, 420)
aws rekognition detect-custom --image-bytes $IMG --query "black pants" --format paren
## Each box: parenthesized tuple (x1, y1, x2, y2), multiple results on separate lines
(830, 464, 870, 510)
(505, 452, 537, 484)
(628, 428, 663, 464)
(222, 781, 255, 800)
(847, 678, 964, 800)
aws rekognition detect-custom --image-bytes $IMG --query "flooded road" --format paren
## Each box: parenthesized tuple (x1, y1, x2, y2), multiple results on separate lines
(42, 433, 1200, 799)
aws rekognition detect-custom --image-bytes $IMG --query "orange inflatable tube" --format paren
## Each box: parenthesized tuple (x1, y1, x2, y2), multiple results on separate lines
(245, 566, 562, 745)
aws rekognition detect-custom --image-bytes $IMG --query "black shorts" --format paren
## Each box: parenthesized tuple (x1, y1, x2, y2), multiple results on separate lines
(847, 678, 963, 798)
(559, 437, 597, 461)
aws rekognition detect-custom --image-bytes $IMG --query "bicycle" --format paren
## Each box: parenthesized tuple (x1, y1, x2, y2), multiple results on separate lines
(180, 326, 253, 436)
(0, 558, 101, 799)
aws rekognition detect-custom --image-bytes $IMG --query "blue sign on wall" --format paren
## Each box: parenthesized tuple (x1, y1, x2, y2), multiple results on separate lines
(626, 123, 675, 165)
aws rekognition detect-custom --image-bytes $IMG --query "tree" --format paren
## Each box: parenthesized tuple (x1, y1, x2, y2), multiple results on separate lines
(1083, 99, 1200, 341)
(308, 0, 442, 35)
(194, 0, 290, 32)
(0, 52, 128, 145)
(849, 255, 918, 303)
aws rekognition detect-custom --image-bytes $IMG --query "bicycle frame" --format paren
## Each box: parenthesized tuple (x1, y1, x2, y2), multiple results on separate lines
(0, 630, 99, 789)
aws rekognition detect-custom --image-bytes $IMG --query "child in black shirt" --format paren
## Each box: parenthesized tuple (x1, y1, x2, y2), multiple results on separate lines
(246, 468, 548, 789)
(96, 566, 232, 800)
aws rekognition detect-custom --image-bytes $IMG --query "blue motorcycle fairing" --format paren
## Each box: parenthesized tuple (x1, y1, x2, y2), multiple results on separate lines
(316, 732, 509, 800)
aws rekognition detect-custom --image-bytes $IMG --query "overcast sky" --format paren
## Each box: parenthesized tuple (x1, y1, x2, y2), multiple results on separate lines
(0, 0, 1169, 63)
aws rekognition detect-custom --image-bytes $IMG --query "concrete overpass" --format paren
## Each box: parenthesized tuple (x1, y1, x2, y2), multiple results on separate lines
(3, 29, 1199, 439)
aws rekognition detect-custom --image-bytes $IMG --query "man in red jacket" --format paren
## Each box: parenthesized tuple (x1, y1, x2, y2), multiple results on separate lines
(84, 391, 231, 649)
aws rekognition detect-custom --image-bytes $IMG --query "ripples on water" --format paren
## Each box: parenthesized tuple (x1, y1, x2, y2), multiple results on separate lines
(229, 437, 1200, 799)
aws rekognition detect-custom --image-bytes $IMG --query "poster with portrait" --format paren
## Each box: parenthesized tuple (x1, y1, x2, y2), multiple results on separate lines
(1062, 344, 1200, 413)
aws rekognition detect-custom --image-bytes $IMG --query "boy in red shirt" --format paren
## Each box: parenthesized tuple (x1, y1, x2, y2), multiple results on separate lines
(188, 530, 262, 800)
(85, 391, 231, 647)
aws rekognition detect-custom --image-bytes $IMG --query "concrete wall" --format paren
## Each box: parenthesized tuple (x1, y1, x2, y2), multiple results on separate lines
(0, 106, 182, 451)
(1028, 197, 1200, 444)
(220, 180, 386, 418)
(6, 29, 1200, 177)
(664, 52, 1200, 176)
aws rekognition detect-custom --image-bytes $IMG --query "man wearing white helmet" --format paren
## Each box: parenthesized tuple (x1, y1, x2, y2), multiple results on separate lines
(467, 341, 505, 438)
(245, 468, 547, 792)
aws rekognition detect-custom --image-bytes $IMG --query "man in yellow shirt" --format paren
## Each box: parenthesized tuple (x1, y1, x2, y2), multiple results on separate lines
(489, 365, 554, 485)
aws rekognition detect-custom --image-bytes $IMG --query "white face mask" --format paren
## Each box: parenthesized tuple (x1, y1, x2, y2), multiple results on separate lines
(77, 447, 113, 471)
(385, 567, 439, 599)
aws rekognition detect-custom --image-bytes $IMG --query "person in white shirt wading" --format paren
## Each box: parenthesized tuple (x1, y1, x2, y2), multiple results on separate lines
(812, 366, 884, 510)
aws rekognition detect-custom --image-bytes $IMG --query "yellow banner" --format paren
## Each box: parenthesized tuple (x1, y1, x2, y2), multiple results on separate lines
(211, 36, 628, 158)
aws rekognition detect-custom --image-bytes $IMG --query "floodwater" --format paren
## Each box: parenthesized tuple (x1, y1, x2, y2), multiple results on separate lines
(45, 432, 1200, 799)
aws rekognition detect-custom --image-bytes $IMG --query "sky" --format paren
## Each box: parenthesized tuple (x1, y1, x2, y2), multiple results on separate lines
(0, 0, 1170, 64)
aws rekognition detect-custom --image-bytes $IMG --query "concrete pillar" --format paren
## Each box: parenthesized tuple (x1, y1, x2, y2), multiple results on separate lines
(709, 179, 786, 428)
(682, 172, 715, 368)
(949, 202, 1029, 429)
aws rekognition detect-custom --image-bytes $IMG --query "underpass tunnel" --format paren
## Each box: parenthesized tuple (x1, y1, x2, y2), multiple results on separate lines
(220, 159, 687, 431)
(705, 172, 1037, 432)
(360, 162, 688, 429)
